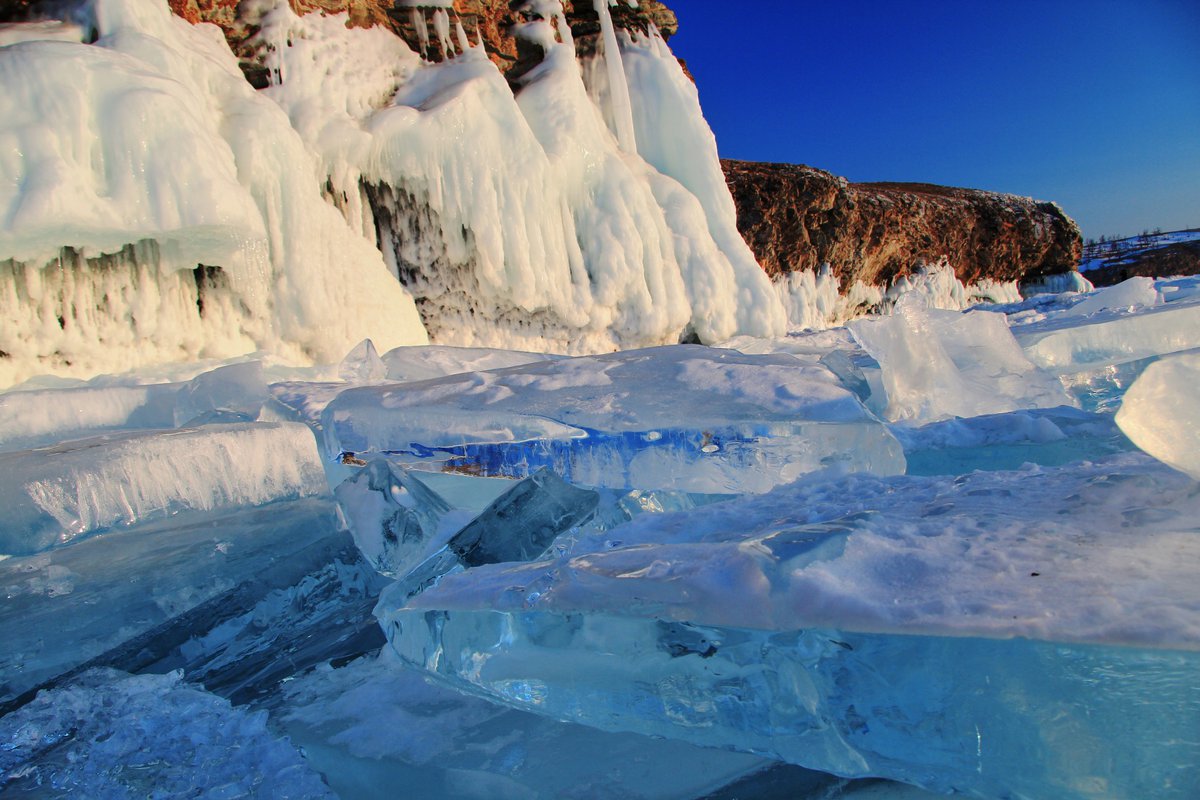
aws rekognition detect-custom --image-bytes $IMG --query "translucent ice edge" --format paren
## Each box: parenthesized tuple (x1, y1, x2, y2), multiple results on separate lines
(380, 608, 1199, 800)
(358, 420, 906, 494)
(1017, 294, 1200, 373)
(389, 453, 1200, 650)
(0, 421, 328, 556)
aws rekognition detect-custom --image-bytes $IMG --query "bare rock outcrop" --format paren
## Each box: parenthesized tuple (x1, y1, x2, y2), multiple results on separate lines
(723, 159, 1082, 290)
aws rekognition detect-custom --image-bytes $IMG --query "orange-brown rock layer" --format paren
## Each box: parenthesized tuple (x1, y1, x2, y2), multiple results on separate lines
(723, 159, 1082, 289)
(166, 0, 676, 81)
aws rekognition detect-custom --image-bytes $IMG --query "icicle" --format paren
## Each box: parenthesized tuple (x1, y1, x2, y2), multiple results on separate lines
(646, 22, 669, 58)
(592, 0, 637, 153)
(455, 20, 471, 54)
(411, 8, 429, 58)
(554, 10, 573, 51)
(432, 8, 454, 58)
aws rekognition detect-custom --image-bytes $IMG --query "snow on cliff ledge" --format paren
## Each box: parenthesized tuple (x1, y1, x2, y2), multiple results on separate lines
(0, 0, 785, 387)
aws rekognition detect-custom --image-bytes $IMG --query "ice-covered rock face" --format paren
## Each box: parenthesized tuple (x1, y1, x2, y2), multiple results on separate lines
(0, 0, 793, 386)
(0, 0, 427, 388)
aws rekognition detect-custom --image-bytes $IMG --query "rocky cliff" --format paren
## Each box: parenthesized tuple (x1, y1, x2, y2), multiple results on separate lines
(723, 159, 1082, 291)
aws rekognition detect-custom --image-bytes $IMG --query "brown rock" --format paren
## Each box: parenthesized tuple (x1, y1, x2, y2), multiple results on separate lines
(723, 159, 1082, 290)
(164, 0, 676, 79)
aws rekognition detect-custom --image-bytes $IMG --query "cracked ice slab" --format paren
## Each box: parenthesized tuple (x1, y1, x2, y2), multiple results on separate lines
(321, 345, 904, 493)
(1015, 293, 1200, 374)
(0, 422, 327, 555)
(378, 453, 1200, 798)
(0, 497, 342, 711)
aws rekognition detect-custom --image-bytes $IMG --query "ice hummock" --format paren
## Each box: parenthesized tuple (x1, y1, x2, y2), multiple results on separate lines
(386, 467, 600, 605)
(0, 382, 179, 452)
(1014, 287, 1200, 374)
(0, 422, 327, 555)
(382, 610, 1197, 800)
(379, 452, 1200, 798)
(1116, 352, 1200, 480)
(1, 276, 1199, 798)
(449, 468, 599, 567)
(848, 294, 1074, 422)
(321, 345, 905, 494)
(334, 457, 457, 577)
(277, 652, 773, 800)
(0, 497, 342, 710)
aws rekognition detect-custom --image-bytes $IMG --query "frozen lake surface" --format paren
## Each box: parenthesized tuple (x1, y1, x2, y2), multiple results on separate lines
(1, 275, 1197, 799)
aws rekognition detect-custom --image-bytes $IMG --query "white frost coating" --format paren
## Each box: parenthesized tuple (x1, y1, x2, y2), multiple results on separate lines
(247, 0, 787, 352)
(0, 20, 84, 45)
(613, 26, 787, 338)
(849, 295, 1074, 422)
(883, 259, 1021, 311)
(0, 41, 265, 272)
(772, 261, 1021, 333)
(1116, 353, 1200, 480)
(0, 0, 427, 388)
(0, 422, 327, 555)
(774, 266, 883, 331)
(591, 0, 638, 153)
(367, 50, 598, 337)
(513, 26, 690, 342)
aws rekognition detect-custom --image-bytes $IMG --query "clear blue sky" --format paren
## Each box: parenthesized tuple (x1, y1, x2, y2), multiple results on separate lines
(669, 1, 1200, 241)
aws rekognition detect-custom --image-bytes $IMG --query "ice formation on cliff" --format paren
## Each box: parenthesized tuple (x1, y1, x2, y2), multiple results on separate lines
(0, 0, 802, 387)
(0, 0, 428, 387)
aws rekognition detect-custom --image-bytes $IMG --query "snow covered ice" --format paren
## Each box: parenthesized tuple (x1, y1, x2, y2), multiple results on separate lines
(1, 0, 1199, 796)
(1116, 351, 1200, 480)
